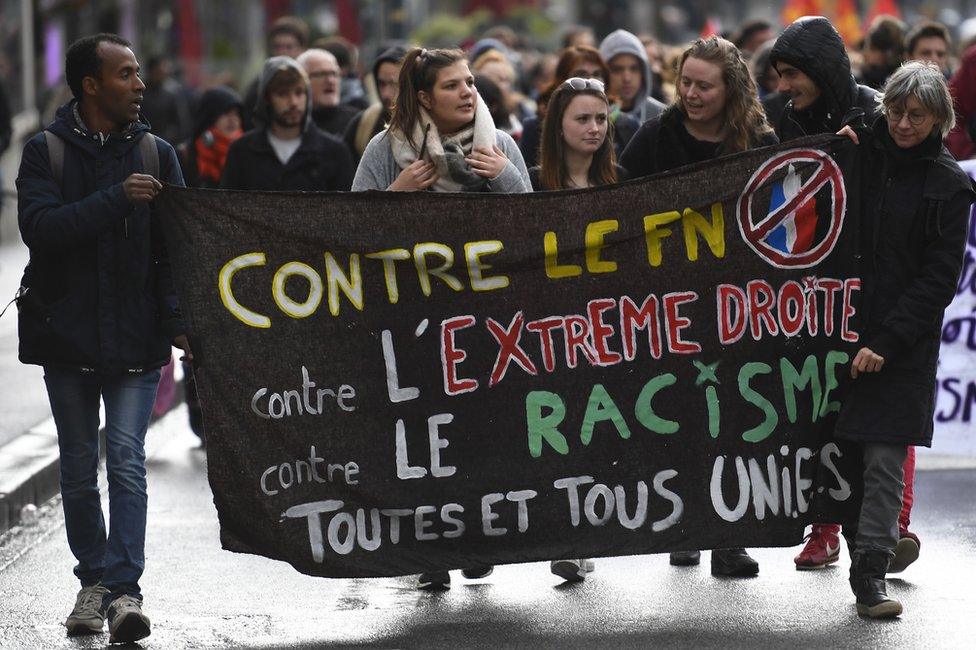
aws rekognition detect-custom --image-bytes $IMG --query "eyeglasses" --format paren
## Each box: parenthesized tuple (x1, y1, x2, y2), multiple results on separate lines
(562, 77, 605, 92)
(307, 70, 339, 81)
(886, 107, 930, 126)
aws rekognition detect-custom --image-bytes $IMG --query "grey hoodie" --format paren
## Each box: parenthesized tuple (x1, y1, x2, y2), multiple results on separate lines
(599, 29, 666, 124)
(252, 55, 313, 131)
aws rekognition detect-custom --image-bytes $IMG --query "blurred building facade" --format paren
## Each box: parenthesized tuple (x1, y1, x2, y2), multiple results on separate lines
(1, 0, 975, 125)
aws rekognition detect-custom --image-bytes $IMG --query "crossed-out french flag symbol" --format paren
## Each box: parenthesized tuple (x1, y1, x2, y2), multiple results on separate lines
(764, 164, 819, 254)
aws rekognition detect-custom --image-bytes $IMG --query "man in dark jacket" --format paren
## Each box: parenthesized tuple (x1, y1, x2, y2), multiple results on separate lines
(221, 57, 354, 192)
(344, 46, 405, 164)
(769, 16, 882, 141)
(15, 33, 190, 643)
(297, 49, 359, 138)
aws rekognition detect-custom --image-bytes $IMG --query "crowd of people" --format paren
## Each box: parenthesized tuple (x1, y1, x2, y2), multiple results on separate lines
(10, 10, 976, 643)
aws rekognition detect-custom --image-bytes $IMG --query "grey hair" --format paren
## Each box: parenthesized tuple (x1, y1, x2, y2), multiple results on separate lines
(878, 60, 955, 137)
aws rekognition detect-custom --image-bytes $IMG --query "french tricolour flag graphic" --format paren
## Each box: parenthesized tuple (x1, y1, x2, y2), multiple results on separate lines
(764, 164, 818, 254)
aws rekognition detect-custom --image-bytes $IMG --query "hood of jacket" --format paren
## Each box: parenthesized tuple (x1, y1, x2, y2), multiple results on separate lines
(769, 16, 856, 118)
(193, 86, 243, 141)
(48, 99, 151, 157)
(600, 29, 654, 122)
(372, 46, 407, 82)
(253, 56, 312, 132)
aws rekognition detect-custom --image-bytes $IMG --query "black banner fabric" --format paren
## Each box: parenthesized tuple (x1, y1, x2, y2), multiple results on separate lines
(160, 135, 865, 578)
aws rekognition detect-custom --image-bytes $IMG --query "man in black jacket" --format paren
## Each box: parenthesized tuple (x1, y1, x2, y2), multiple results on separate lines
(221, 56, 354, 192)
(344, 46, 405, 164)
(15, 33, 190, 643)
(297, 48, 359, 138)
(769, 16, 882, 141)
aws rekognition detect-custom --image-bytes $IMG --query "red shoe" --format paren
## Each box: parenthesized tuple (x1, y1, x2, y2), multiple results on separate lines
(888, 530, 920, 574)
(795, 526, 841, 570)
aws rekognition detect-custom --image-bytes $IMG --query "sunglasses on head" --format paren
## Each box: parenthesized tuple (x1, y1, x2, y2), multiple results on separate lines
(562, 77, 605, 92)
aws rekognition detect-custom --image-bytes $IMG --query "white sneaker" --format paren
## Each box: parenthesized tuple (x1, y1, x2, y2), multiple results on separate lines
(106, 595, 151, 643)
(550, 558, 594, 582)
(65, 584, 110, 635)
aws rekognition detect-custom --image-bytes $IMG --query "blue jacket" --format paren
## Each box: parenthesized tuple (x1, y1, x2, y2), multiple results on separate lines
(16, 101, 185, 373)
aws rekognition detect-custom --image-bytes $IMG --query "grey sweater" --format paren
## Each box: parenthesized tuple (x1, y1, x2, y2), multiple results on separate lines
(352, 128, 531, 193)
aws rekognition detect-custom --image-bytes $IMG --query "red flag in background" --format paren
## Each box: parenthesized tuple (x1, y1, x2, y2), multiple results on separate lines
(176, 0, 203, 86)
(263, 0, 292, 23)
(781, 0, 822, 25)
(336, 0, 363, 44)
(700, 16, 722, 39)
(866, 0, 903, 26)
(833, 0, 863, 45)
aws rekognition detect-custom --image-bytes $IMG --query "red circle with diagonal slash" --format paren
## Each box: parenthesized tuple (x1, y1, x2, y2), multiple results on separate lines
(736, 148, 846, 269)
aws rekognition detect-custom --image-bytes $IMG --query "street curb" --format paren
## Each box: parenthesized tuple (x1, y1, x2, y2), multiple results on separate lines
(0, 419, 60, 533)
(0, 386, 185, 536)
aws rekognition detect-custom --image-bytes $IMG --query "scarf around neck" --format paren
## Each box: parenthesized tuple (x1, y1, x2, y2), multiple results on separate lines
(196, 127, 243, 184)
(389, 95, 498, 192)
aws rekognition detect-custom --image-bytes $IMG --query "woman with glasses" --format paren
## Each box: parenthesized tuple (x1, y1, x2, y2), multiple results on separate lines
(832, 61, 974, 618)
(352, 47, 530, 194)
(529, 77, 626, 192)
(619, 37, 777, 180)
(620, 37, 776, 578)
(519, 45, 641, 169)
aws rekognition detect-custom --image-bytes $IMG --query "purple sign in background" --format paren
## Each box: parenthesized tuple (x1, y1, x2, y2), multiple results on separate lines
(932, 161, 976, 457)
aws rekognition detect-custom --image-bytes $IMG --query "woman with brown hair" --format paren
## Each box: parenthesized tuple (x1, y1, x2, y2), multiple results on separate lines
(620, 37, 777, 577)
(352, 47, 530, 193)
(529, 77, 626, 192)
(620, 36, 778, 180)
(518, 45, 641, 168)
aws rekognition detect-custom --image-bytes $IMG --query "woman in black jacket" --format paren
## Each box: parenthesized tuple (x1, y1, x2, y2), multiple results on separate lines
(835, 61, 974, 619)
(619, 36, 775, 577)
(619, 37, 777, 180)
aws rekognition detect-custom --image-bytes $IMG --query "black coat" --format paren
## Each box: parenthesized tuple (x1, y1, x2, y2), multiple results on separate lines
(618, 106, 779, 179)
(220, 125, 354, 192)
(769, 16, 882, 141)
(518, 110, 641, 170)
(836, 120, 976, 446)
(15, 101, 185, 373)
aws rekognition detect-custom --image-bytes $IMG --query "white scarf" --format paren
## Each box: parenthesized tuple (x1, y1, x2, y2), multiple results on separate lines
(389, 95, 497, 192)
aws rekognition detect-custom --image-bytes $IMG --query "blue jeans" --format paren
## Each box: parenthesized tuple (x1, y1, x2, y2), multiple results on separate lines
(44, 367, 161, 603)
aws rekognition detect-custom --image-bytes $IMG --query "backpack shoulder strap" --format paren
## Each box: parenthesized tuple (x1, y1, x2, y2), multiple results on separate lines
(139, 132, 160, 179)
(44, 130, 65, 186)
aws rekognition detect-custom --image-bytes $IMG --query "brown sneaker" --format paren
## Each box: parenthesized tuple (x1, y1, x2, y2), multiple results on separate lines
(106, 595, 151, 643)
(65, 584, 110, 635)
(888, 531, 920, 574)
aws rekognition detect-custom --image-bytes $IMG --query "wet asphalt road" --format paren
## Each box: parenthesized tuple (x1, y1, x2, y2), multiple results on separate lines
(1, 407, 975, 649)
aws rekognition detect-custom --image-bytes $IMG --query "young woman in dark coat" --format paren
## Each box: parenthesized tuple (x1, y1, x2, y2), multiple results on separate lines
(834, 61, 975, 619)
(619, 37, 778, 181)
(528, 77, 626, 192)
(620, 37, 776, 577)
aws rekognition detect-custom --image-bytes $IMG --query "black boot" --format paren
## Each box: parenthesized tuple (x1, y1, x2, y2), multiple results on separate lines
(669, 550, 701, 566)
(711, 548, 759, 577)
(850, 552, 902, 619)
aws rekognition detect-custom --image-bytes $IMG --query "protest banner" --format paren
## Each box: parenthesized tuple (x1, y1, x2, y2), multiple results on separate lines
(159, 134, 864, 578)
(932, 161, 976, 457)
